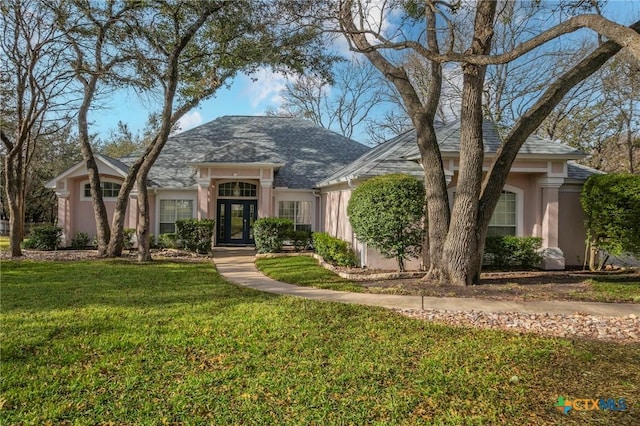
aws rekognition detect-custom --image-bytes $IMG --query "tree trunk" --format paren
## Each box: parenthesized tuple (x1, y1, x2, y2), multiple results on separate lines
(136, 177, 152, 262)
(77, 78, 110, 256)
(4, 153, 23, 257)
(443, 0, 496, 286)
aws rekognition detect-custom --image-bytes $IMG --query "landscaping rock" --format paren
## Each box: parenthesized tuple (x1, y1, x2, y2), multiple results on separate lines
(396, 308, 640, 344)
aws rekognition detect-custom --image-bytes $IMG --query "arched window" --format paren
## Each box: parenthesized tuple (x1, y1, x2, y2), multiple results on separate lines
(218, 181, 257, 197)
(84, 181, 121, 198)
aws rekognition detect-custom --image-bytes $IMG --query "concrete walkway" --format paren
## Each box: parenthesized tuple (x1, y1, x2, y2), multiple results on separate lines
(213, 248, 640, 318)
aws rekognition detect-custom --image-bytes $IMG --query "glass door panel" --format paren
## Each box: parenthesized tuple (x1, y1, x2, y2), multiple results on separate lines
(230, 203, 244, 240)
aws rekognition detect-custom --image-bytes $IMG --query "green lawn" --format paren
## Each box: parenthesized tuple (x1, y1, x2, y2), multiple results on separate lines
(1, 260, 639, 424)
(256, 255, 364, 292)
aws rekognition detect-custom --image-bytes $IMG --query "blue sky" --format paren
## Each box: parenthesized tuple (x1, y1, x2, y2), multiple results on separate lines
(89, 1, 640, 145)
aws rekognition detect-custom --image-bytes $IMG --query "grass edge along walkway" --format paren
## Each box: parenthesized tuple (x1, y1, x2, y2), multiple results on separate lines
(222, 250, 640, 318)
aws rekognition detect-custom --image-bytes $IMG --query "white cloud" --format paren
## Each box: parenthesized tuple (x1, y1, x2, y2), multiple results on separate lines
(242, 68, 293, 110)
(175, 110, 203, 133)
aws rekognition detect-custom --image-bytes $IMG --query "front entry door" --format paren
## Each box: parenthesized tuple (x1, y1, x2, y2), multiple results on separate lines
(217, 200, 257, 245)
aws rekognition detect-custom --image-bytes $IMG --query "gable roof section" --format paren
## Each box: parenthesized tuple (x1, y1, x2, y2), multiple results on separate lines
(120, 116, 370, 189)
(319, 120, 586, 187)
(45, 154, 129, 189)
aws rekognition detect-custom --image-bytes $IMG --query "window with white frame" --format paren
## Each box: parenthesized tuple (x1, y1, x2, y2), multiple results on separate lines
(278, 201, 311, 232)
(487, 191, 517, 237)
(84, 181, 121, 198)
(159, 200, 194, 234)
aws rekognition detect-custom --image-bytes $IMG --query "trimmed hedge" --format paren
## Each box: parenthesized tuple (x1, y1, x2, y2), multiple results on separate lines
(582, 173, 640, 257)
(176, 219, 215, 254)
(22, 225, 62, 250)
(312, 232, 358, 267)
(483, 236, 543, 269)
(158, 233, 179, 249)
(347, 174, 424, 271)
(254, 218, 293, 253)
(71, 232, 89, 249)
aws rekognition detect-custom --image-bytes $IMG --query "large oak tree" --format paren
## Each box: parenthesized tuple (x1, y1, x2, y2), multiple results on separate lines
(334, 0, 640, 285)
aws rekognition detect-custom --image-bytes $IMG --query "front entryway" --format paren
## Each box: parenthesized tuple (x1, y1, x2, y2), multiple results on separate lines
(216, 200, 257, 245)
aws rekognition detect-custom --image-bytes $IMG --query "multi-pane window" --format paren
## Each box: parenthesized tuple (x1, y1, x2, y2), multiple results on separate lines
(84, 181, 121, 198)
(218, 182, 256, 197)
(159, 200, 193, 234)
(487, 191, 517, 237)
(279, 201, 311, 232)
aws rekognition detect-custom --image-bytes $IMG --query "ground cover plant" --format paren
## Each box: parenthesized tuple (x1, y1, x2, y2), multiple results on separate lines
(1, 259, 639, 424)
(255, 255, 363, 292)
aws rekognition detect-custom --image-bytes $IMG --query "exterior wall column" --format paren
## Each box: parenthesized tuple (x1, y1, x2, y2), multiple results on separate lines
(56, 190, 70, 247)
(126, 190, 138, 233)
(537, 177, 565, 270)
(259, 179, 273, 218)
(197, 178, 211, 219)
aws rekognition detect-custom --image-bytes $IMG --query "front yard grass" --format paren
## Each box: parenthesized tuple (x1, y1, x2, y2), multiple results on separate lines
(259, 255, 640, 303)
(0, 236, 9, 252)
(1, 259, 639, 424)
(256, 255, 364, 292)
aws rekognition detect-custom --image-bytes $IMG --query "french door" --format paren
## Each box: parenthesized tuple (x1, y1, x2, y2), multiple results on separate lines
(216, 200, 257, 245)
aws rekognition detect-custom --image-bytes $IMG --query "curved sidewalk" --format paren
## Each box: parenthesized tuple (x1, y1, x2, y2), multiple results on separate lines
(213, 248, 640, 318)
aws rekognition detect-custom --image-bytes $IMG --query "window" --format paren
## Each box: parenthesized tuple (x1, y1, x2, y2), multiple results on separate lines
(279, 201, 311, 232)
(84, 181, 121, 198)
(218, 182, 256, 197)
(487, 191, 517, 237)
(159, 200, 193, 234)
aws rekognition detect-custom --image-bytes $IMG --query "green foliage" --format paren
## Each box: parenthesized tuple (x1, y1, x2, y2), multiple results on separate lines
(312, 232, 358, 267)
(21, 225, 61, 250)
(581, 174, 640, 256)
(175, 219, 215, 254)
(71, 232, 89, 249)
(347, 174, 425, 271)
(484, 236, 543, 269)
(289, 230, 312, 251)
(157, 233, 179, 249)
(123, 228, 135, 249)
(253, 218, 293, 253)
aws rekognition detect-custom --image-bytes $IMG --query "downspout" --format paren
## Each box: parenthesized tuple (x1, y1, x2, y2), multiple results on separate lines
(312, 190, 321, 233)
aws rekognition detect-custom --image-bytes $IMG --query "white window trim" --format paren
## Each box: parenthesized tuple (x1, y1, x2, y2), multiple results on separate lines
(277, 200, 312, 231)
(447, 185, 524, 237)
(158, 198, 196, 235)
(80, 179, 122, 201)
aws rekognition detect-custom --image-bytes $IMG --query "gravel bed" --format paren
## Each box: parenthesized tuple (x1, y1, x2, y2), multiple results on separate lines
(397, 309, 640, 344)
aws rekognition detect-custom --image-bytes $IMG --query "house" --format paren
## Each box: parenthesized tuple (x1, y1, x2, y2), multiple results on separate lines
(46, 115, 598, 270)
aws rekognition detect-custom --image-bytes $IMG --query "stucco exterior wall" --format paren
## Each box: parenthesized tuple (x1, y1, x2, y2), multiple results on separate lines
(558, 186, 587, 266)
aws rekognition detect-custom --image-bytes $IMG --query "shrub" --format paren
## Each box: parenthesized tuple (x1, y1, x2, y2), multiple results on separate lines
(312, 232, 358, 267)
(253, 218, 293, 253)
(347, 174, 425, 271)
(581, 174, 640, 269)
(176, 219, 215, 254)
(289, 230, 312, 251)
(484, 236, 543, 269)
(22, 225, 62, 250)
(71, 232, 89, 249)
(123, 228, 136, 249)
(158, 233, 179, 249)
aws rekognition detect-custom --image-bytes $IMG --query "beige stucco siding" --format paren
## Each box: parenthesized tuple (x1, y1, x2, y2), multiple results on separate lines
(558, 186, 587, 266)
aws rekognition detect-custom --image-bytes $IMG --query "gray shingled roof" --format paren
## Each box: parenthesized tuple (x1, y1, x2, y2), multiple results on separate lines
(318, 120, 585, 187)
(567, 161, 604, 181)
(120, 116, 370, 189)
